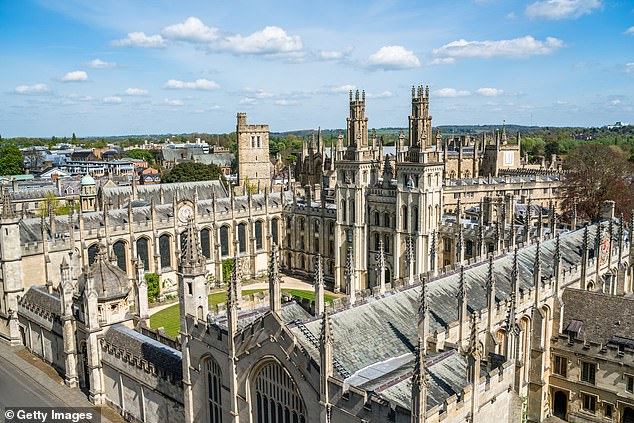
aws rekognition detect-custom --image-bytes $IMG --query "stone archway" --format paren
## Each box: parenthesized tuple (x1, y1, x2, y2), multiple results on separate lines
(552, 390, 567, 420)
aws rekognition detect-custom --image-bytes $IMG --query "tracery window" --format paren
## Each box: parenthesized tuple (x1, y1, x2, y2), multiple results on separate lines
(113, 240, 127, 272)
(159, 234, 172, 270)
(254, 362, 306, 423)
(238, 223, 247, 254)
(136, 238, 150, 271)
(220, 226, 229, 257)
(206, 359, 223, 423)
(201, 228, 211, 259)
(87, 244, 98, 265)
(255, 221, 263, 250)
(271, 218, 279, 245)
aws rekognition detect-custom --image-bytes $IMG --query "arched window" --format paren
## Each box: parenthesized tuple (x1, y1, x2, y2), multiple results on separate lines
(200, 228, 211, 259)
(159, 234, 172, 270)
(255, 221, 263, 250)
(87, 244, 98, 265)
(238, 223, 247, 254)
(374, 233, 380, 251)
(374, 211, 380, 226)
(384, 213, 390, 228)
(206, 358, 223, 423)
(350, 200, 355, 224)
(402, 206, 408, 231)
(136, 238, 150, 271)
(253, 361, 306, 423)
(271, 218, 279, 245)
(220, 226, 229, 257)
(341, 200, 346, 222)
(113, 241, 127, 272)
(413, 207, 419, 232)
(384, 235, 390, 253)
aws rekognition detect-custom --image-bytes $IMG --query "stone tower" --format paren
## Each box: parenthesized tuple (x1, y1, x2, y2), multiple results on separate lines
(236, 112, 271, 189)
(177, 218, 209, 325)
(0, 191, 23, 344)
(79, 173, 97, 212)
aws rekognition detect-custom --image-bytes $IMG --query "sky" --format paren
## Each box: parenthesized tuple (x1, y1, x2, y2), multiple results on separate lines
(1, 0, 633, 137)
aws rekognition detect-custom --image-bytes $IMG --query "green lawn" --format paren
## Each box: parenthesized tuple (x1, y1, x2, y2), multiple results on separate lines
(150, 288, 336, 338)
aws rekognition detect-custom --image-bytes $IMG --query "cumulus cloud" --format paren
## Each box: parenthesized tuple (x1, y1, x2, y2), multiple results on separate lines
(62, 71, 88, 82)
(111, 32, 166, 48)
(434, 88, 471, 98)
(87, 59, 117, 69)
(367, 90, 394, 98)
(274, 99, 299, 106)
(125, 88, 148, 96)
(164, 79, 219, 90)
(366, 45, 421, 70)
(14, 83, 50, 94)
(625, 26, 634, 35)
(433, 36, 564, 59)
(165, 99, 184, 106)
(162, 17, 219, 43)
(525, 0, 602, 20)
(103, 96, 122, 104)
(477, 87, 504, 96)
(222, 26, 302, 55)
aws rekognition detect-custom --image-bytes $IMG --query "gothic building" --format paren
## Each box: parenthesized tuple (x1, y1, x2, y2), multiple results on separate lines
(4, 86, 633, 422)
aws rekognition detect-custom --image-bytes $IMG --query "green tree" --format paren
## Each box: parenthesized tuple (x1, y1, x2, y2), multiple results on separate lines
(0, 145, 24, 176)
(222, 259, 233, 282)
(145, 273, 160, 302)
(71, 132, 77, 144)
(36, 193, 71, 217)
(124, 149, 155, 165)
(161, 162, 226, 184)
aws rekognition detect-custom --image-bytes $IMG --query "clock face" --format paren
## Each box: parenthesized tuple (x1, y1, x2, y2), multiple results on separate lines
(178, 204, 194, 223)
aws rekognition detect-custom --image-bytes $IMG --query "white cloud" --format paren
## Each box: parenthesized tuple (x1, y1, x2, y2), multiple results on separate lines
(239, 98, 258, 105)
(367, 90, 394, 98)
(611, 99, 621, 105)
(318, 48, 352, 61)
(434, 88, 471, 98)
(164, 79, 219, 90)
(477, 87, 504, 96)
(165, 99, 184, 106)
(626, 26, 634, 35)
(14, 83, 50, 94)
(367, 45, 421, 70)
(433, 36, 564, 59)
(62, 70, 88, 82)
(430, 57, 456, 65)
(525, 0, 602, 20)
(111, 32, 166, 48)
(87, 59, 116, 69)
(103, 96, 122, 104)
(243, 88, 275, 99)
(626, 63, 634, 74)
(162, 17, 219, 43)
(331, 84, 356, 93)
(222, 26, 302, 54)
(125, 88, 148, 96)
(274, 99, 298, 106)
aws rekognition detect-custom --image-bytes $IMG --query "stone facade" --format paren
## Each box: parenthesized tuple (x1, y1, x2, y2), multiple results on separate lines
(236, 112, 272, 188)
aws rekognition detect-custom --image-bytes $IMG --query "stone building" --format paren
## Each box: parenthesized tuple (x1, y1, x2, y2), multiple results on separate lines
(236, 112, 272, 188)
(4, 85, 631, 422)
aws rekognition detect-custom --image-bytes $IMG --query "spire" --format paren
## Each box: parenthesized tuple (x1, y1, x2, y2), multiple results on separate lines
(467, 312, 482, 359)
(486, 254, 494, 292)
(2, 189, 15, 218)
(375, 240, 386, 295)
(418, 278, 429, 342)
(269, 243, 281, 315)
(227, 255, 239, 334)
(411, 335, 428, 423)
(511, 247, 519, 299)
(319, 307, 333, 406)
(314, 253, 325, 316)
(457, 265, 466, 301)
(179, 218, 206, 274)
(430, 230, 437, 277)
(533, 239, 541, 286)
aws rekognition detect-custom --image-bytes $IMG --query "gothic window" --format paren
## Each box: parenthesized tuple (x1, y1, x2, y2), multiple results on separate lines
(113, 240, 127, 272)
(200, 228, 211, 259)
(300, 235, 304, 251)
(253, 361, 306, 423)
(88, 244, 98, 265)
(238, 223, 247, 254)
(299, 218, 304, 231)
(271, 218, 279, 245)
(136, 238, 150, 271)
(350, 200, 356, 224)
(300, 255, 305, 269)
(374, 211, 380, 226)
(413, 207, 419, 232)
(206, 358, 223, 423)
(257, 136, 261, 148)
(255, 221, 263, 250)
(329, 240, 334, 255)
(384, 235, 390, 253)
(314, 237, 319, 254)
(341, 201, 346, 222)
(428, 174, 432, 187)
(220, 226, 229, 257)
(374, 233, 380, 251)
(314, 220, 319, 233)
(402, 206, 408, 231)
(159, 234, 172, 270)
(384, 213, 390, 228)
(466, 240, 473, 256)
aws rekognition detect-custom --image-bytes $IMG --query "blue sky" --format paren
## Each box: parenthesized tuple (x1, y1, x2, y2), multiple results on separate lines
(1, 0, 633, 137)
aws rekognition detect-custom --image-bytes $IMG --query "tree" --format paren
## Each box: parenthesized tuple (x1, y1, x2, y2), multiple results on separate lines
(36, 193, 71, 217)
(562, 144, 634, 221)
(222, 259, 233, 282)
(161, 162, 226, 184)
(145, 273, 160, 302)
(124, 149, 155, 165)
(71, 132, 77, 144)
(0, 145, 24, 176)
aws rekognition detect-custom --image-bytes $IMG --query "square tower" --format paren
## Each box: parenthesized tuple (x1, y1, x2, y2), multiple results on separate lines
(236, 112, 271, 188)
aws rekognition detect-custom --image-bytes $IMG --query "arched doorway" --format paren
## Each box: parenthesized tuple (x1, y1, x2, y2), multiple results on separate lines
(624, 407, 634, 423)
(552, 390, 567, 420)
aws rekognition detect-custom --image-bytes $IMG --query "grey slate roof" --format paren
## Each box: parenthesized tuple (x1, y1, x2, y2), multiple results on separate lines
(561, 288, 634, 345)
(106, 324, 182, 380)
(100, 180, 229, 207)
(19, 285, 61, 317)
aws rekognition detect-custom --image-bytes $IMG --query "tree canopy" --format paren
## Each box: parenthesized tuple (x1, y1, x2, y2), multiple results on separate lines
(0, 145, 24, 176)
(124, 148, 156, 165)
(562, 144, 634, 221)
(161, 162, 225, 184)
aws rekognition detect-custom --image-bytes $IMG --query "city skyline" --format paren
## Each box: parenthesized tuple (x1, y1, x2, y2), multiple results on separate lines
(1, 0, 633, 137)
